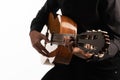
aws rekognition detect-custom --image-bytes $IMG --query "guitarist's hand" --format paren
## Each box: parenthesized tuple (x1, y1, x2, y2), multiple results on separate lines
(72, 47, 93, 59)
(29, 30, 50, 57)
(64, 37, 93, 59)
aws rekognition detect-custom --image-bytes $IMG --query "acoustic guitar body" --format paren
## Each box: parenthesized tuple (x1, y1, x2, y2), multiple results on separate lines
(48, 12, 77, 65)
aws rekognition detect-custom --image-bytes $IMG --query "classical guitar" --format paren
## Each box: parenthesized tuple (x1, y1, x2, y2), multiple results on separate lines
(45, 12, 110, 65)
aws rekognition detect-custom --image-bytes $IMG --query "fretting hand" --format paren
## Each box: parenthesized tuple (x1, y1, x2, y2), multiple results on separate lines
(72, 47, 93, 59)
(63, 36, 93, 59)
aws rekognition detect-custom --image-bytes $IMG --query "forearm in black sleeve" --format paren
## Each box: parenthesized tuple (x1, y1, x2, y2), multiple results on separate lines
(30, 0, 59, 32)
(104, 0, 120, 59)
(89, 0, 120, 61)
(99, 36, 120, 60)
(88, 36, 120, 62)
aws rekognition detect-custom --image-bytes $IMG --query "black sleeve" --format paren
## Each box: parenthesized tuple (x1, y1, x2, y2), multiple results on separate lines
(99, 36, 120, 61)
(30, 0, 59, 32)
(92, 0, 120, 61)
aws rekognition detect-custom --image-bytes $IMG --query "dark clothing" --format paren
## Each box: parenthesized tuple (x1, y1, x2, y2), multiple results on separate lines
(30, 0, 120, 80)
(42, 55, 120, 80)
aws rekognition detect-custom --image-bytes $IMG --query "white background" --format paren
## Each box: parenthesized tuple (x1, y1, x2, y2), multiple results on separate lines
(0, 0, 54, 80)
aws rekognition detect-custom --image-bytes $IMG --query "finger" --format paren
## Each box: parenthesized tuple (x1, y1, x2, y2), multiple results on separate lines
(84, 52, 93, 59)
(40, 34, 50, 46)
(72, 47, 85, 58)
(40, 34, 50, 43)
(36, 43, 50, 56)
(72, 47, 93, 59)
(34, 44, 48, 56)
(33, 42, 49, 57)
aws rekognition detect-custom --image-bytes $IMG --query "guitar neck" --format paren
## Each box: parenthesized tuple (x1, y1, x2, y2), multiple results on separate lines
(49, 32, 106, 54)
(50, 33, 76, 45)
